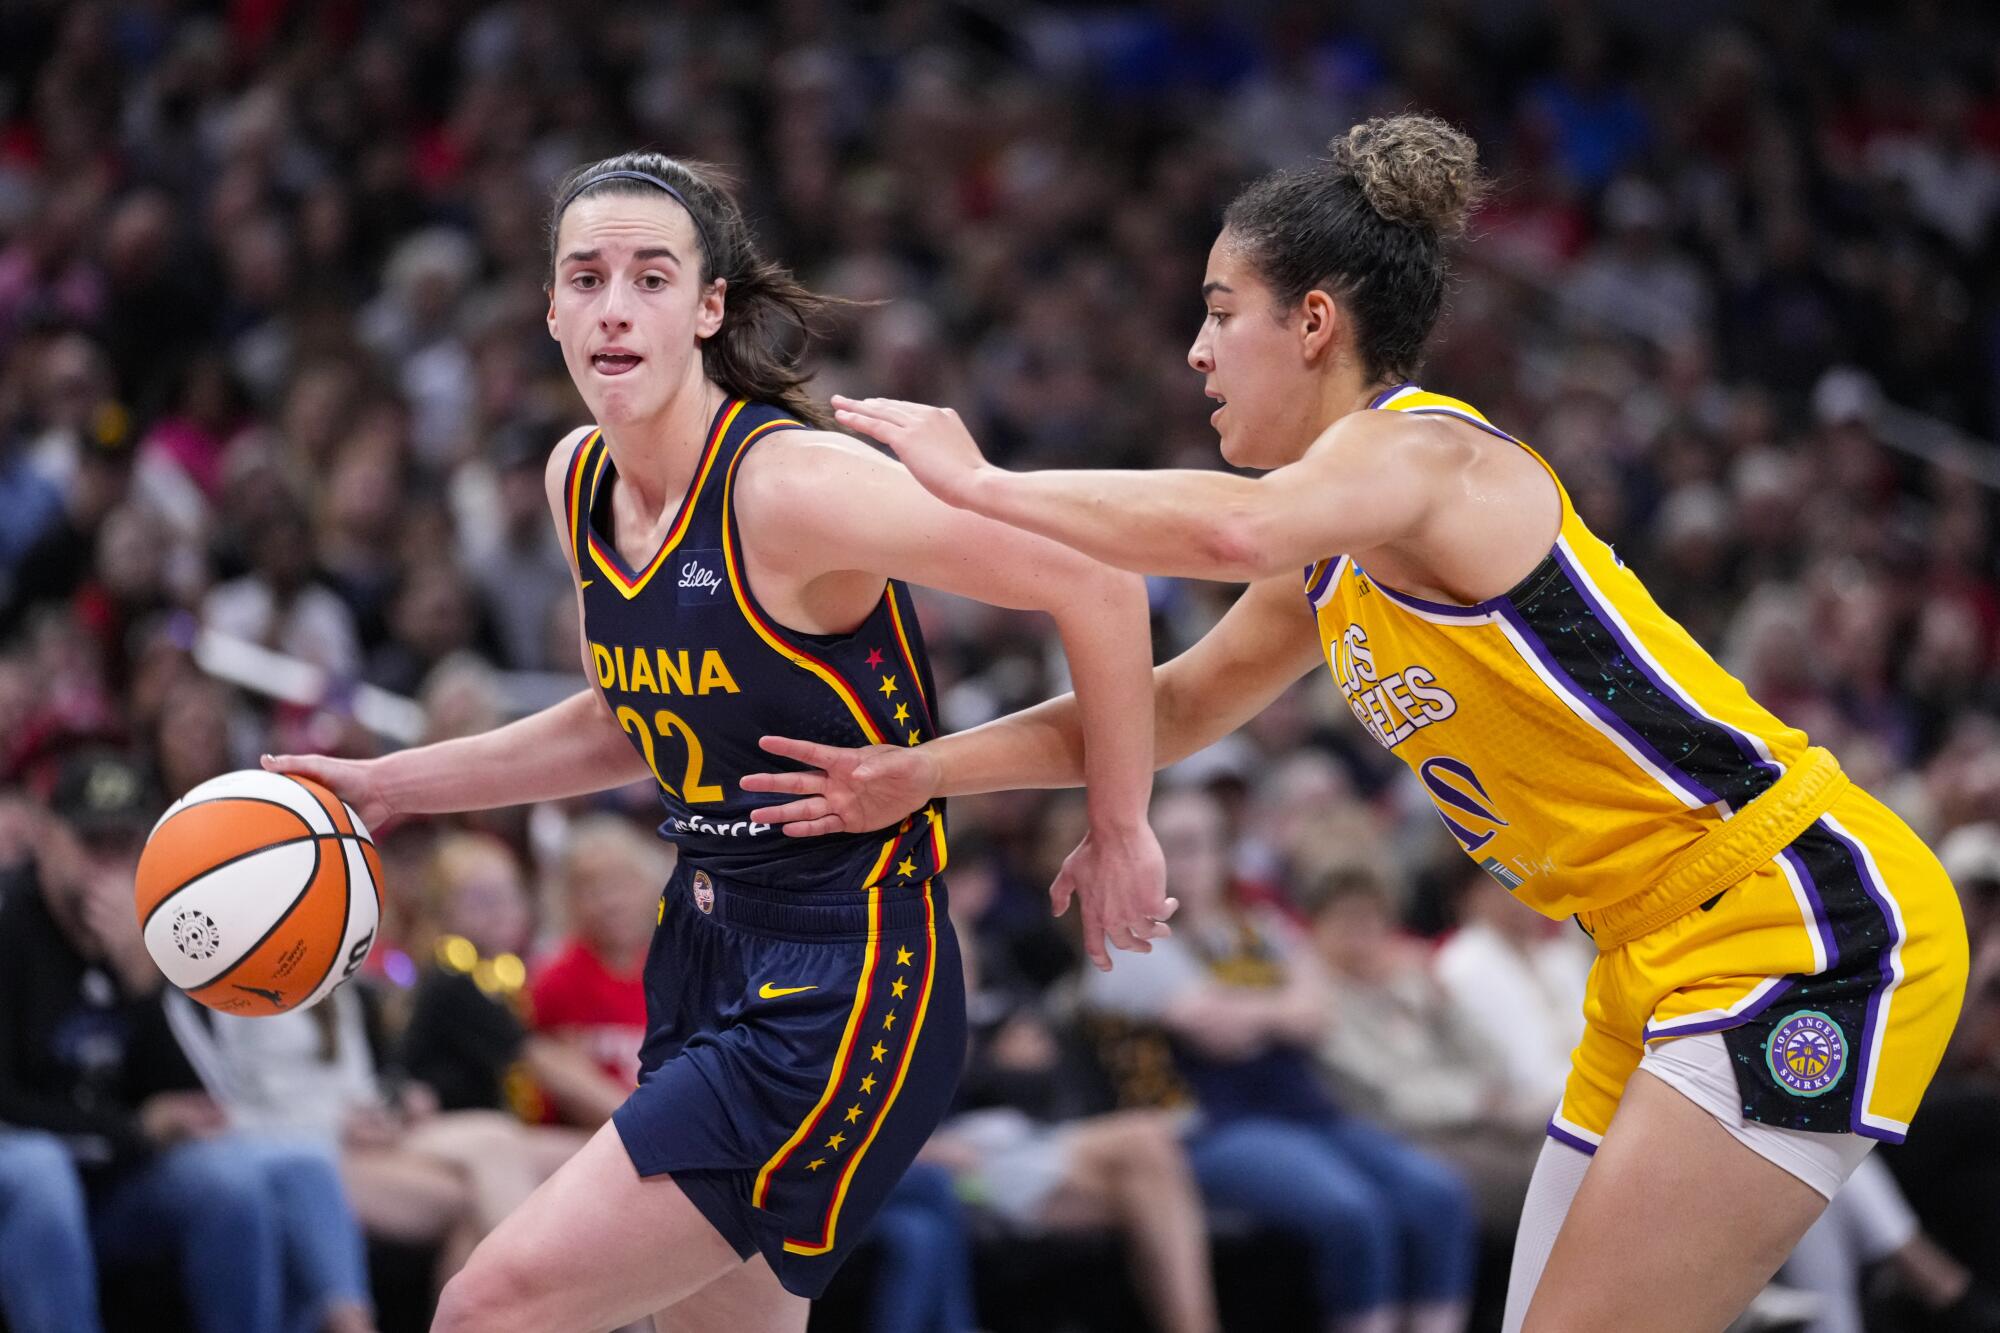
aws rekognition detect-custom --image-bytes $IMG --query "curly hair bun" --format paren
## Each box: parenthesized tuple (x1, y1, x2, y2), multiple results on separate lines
(1331, 115, 1483, 237)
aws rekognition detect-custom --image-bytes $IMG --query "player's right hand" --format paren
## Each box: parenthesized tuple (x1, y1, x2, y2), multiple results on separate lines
(260, 753, 393, 832)
(742, 736, 940, 836)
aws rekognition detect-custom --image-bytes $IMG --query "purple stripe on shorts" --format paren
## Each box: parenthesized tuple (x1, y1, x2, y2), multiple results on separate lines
(1641, 977, 1795, 1042)
(1496, 601, 1716, 806)
(1544, 1121, 1598, 1156)
(1820, 819, 1903, 1140)
(1781, 844, 1840, 971)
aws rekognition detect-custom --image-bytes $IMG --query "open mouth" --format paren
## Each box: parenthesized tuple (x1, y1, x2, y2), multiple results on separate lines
(1209, 396, 1226, 426)
(592, 352, 642, 376)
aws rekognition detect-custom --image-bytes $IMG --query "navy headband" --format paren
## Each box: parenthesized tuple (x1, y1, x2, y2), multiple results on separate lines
(557, 168, 715, 272)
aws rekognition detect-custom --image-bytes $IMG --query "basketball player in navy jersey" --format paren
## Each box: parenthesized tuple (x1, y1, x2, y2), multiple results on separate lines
(266, 152, 1170, 1333)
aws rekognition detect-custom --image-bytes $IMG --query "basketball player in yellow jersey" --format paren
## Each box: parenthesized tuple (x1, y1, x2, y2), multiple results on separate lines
(744, 115, 1970, 1332)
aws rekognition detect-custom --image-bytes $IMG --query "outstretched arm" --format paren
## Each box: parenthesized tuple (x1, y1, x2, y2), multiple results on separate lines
(736, 432, 1168, 968)
(831, 395, 1439, 582)
(265, 428, 647, 825)
(746, 571, 1324, 820)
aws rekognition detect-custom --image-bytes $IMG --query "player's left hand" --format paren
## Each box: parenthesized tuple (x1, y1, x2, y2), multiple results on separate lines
(742, 735, 940, 836)
(1051, 822, 1176, 972)
(831, 395, 993, 509)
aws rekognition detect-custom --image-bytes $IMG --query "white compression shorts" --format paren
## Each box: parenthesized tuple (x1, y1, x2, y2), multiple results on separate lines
(1501, 1031, 1877, 1332)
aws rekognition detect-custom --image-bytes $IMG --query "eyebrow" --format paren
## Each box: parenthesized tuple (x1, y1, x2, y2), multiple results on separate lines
(1201, 281, 1232, 298)
(561, 246, 683, 266)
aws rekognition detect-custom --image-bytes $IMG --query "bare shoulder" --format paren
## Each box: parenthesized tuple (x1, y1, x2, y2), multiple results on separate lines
(733, 428, 889, 521)
(1305, 405, 1475, 473)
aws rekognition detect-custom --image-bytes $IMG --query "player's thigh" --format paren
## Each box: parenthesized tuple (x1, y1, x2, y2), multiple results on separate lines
(652, 1254, 806, 1333)
(446, 1120, 745, 1331)
(1524, 1068, 1827, 1333)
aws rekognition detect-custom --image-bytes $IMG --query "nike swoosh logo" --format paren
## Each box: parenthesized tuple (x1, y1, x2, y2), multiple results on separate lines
(758, 983, 818, 1000)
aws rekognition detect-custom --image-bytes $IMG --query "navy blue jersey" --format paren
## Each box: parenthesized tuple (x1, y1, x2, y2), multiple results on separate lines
(564, 398, 948, 893)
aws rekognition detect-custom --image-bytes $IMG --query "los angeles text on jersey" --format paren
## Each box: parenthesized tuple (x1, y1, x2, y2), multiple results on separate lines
(1332, 624, 1457, 749)
(590, 643, 742, 697)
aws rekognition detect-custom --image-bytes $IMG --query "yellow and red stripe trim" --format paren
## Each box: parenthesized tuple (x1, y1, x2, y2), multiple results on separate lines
(885, 584, 930, 720)
(586, 400, 744, 599)
(784, 877, 940, 1255)
(718, 424, 887, 743)
(563, 429, 601, 568)
(751, 833, 900, 1206)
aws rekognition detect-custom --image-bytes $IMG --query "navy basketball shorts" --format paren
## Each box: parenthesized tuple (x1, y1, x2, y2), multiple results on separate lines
(610, 859, 966, 1298)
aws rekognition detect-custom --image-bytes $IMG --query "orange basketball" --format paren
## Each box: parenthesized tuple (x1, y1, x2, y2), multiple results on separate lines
(135, 770, 382, 1016)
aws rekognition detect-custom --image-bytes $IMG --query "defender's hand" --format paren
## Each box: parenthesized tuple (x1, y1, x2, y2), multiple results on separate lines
(742, 736, 941, 837)
(260, 753, 392, 831)
(1051, 823, 1176, 972)
(831, 395, 995, 509)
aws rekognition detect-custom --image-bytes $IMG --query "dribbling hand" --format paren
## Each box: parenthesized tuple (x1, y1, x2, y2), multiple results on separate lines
(830, 395, 992, 508)
(742, 736, 941, 837)
(259, 753, 394, 832)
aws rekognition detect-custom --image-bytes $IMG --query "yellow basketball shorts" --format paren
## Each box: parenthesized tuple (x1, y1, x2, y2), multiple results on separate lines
(1550, 785, 1968, 1154)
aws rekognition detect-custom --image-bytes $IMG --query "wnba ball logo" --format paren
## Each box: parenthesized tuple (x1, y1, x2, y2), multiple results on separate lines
(1767, 1010, 1847, 1097)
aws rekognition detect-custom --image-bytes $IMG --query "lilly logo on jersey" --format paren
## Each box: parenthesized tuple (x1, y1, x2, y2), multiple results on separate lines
(1419, 755, 1509, 854)
(678, 549, 726, 606)
(1333, 625, 1457, 750)
(591, 643, 741, 698)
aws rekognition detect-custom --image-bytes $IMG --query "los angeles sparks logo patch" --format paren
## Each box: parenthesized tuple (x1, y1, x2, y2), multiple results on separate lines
(1766, 1010, 1847, 1097)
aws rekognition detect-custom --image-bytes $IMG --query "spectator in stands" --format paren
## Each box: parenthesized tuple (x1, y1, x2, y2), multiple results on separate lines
(924, 840, 1219, 1333)
(0, 1128, 101, 1333)
(0, 750, 375, 1333)
(1781, 1154, 2000, 1333)
(400, 830, 628, 1126)
(1306, 866, 1543, 1232)
(527, 815, 661, 1096)
(175, 979, 583, 1292)
(1433, 872, 1594, 1127)
(1885, 824, 2000, 1288)
(1084, 786, 1477, 1333)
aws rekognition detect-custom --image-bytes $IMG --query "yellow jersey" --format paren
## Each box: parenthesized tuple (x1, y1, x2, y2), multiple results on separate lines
(1307, 385, 1815, 922)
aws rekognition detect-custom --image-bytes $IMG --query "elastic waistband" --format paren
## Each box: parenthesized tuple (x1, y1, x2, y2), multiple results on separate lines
(669, 863, 939, 941)
(1579, 746, 1849, 952)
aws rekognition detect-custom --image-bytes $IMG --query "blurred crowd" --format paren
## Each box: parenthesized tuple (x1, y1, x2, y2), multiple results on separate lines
(7, 0, 2000, 1329)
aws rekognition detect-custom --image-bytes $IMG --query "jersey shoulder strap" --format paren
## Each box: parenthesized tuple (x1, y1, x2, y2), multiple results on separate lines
(560, 426, 606, 573)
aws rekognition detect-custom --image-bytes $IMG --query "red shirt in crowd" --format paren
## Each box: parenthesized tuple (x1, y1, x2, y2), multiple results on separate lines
(526, 939, 647, 1089)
